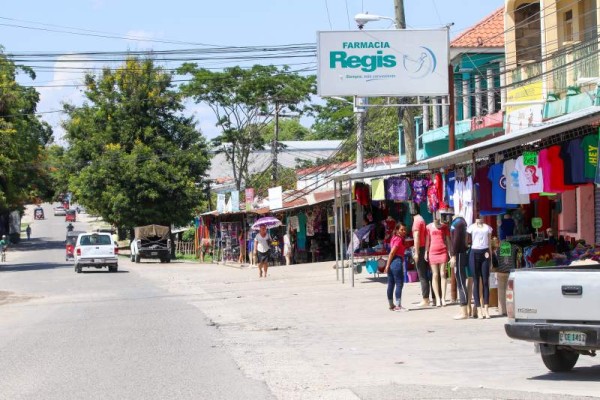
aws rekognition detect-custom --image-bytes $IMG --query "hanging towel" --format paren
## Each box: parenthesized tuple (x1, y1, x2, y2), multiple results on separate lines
(371, 179, 385, 201)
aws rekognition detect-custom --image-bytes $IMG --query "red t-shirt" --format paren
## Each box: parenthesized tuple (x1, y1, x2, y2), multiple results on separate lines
(390, 235, 407, 257)
(412, 215, 427, 248)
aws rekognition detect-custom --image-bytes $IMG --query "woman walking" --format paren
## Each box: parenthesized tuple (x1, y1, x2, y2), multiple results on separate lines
(384, 222, 409, 311)
(253, 224, 271, 278)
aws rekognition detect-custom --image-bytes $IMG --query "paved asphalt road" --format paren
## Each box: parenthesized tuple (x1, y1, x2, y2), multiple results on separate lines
(0, 204, 274, 400)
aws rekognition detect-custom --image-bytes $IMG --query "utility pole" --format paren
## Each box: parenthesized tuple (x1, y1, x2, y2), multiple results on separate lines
(271, 101, 280, 183)
(394, 0, 416, 164)
(355, 97, 365, 174)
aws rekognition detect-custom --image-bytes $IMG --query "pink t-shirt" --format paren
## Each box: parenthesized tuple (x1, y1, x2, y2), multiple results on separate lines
(390, 235, 407, 257)
(412, 215, 427, 248)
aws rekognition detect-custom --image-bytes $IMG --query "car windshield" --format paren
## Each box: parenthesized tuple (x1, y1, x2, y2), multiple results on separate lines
(79, 235, 111, 246)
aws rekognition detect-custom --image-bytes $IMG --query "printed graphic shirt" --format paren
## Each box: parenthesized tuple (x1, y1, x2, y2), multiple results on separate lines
(581, 134, 598, 181)
(488, 163, 513, 209)
(446, 171, 455, 208)
(412, 178, 431, 204)
(385, 177, 410, 201)
(515, 155, 544, 194)
(503, 158, 530, 204)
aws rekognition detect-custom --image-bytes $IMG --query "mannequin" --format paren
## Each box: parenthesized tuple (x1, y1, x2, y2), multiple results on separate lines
(467, 217, 493, 319)
(425, 212, 451, 307)
(411, 210, 431, 307)
(449, 215, 469, 319)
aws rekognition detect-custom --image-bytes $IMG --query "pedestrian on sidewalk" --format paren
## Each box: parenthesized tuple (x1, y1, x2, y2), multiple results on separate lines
(254, 224, 271, 278)
(384, 222, 409, 311)
(26, 225, 32, 240)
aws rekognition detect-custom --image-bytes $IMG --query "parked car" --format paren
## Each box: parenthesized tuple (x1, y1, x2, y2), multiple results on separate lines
(74, 232, 119, 273)
(130, 224, 171, 263)
(53, 206, 66, 216)
(504, 265, 600, 372)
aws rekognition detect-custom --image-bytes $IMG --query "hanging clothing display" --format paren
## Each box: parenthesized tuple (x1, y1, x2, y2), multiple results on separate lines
(488, 163, 514, 209)
(476, 165, 503, 213)
(354, 182, 370, 206)
(538, 146, 571, 193)
(385, 177, 411, 201)
(306, 212, 315, 236)
(453, 178, 464, 217)
(297, 212, 307, 250)
(581, 133, 598, 181)
(446, 171, 455, 208)
(288, 215, 299, 230)
(371, 178, 386, 201)
(561, 138, 586, 185)
(412, 178, 431, 204)
(427, 173, 445, 213)
(462, 176, 473, 225)
(503, 158, 530, 204)
(515, 154, 544, 194)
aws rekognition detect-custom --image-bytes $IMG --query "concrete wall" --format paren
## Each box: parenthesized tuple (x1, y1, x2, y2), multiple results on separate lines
(558, 185, 595, 245)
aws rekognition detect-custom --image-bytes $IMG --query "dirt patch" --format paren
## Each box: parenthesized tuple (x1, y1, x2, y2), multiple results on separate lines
(0, 290, 37, 306)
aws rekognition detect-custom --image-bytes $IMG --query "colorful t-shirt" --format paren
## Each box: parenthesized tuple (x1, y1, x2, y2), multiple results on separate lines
(488, 163, 513, 209)
(462, 176, 473, 225)
(476, 165, 498, 212)
(581, 134, 598, 181)
(515, 155, 544, 194)
(503, 158, 529, 204)
(385, 177, 410, 201)
(453, 179, 464, 217)
(389, 235, 407, 256)
(412, 214, 427, 248)
(412, 179, 431, 204)
(446, 171, 455, 208)
(371, 178, 385, 201)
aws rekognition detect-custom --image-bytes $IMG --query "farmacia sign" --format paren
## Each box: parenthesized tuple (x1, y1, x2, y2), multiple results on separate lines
(317, 30, 448, 97)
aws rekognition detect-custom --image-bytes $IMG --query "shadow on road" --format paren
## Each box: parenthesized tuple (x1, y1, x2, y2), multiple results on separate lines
(80, 270, 129, 274)
(0, 262, 71, 272)
(8, 238, 65, 252)
(529, 364, 600, 381)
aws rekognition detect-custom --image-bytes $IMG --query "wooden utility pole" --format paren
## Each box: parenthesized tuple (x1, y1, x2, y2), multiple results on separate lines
(271, 101, 280, 183)
(394, 0, 416, 164)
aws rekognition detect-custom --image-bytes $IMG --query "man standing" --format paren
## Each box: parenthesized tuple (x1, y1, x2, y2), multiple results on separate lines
(412, 209, 431, 307)
(26, 225, 32, 240)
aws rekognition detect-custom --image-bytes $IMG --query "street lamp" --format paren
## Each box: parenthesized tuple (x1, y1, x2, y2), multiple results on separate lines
(354, 13, 398, 29)
(329, 96, 367, 174)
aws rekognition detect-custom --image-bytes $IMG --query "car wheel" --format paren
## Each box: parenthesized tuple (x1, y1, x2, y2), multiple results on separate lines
(165, 257, 171, 263)
(75, 265, 82, 273)
(130, 254, 135, 262)
(541, 348, 579, 372)
(135, 254, 140, 263)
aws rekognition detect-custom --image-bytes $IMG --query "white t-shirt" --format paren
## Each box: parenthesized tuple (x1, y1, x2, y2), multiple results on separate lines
(453, 179, 464, 217)
(515, 155, 544, 194)
(254, 232, 271, 253)
(462, 177, 473, 226)
(467, 223, 493, 249)
(503, 158, 530, 204)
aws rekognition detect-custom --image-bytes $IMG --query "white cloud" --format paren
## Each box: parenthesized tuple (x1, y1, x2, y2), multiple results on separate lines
(185, 101, 221, 140)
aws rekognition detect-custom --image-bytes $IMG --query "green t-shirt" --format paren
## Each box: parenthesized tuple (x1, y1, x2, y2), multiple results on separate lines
(581, 134, 598, 180)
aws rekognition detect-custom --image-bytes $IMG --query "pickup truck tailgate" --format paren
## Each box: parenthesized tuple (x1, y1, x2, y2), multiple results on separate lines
(514, 267, 600, 321)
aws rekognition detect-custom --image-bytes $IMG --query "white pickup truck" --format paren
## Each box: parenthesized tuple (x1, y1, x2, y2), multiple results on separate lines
(74, 232, 119, 273)
(504, 265, 600, 372)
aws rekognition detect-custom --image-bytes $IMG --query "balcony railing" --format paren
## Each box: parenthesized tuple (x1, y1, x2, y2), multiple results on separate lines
(551, 40, 599, 92)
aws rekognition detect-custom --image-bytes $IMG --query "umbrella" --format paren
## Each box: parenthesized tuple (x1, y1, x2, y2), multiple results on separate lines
(251, 216, 283, 230)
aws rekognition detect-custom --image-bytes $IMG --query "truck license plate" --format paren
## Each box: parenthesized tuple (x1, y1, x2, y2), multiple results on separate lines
(151, 252, 158, 256)
(559, 331, 586, 346)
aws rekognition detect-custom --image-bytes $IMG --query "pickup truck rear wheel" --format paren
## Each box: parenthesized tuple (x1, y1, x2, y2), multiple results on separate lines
(135, 254, 140, 263)
(541, 348, 579, 372)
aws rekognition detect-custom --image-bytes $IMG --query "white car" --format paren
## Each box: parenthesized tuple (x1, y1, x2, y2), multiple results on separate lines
(53, 206, 66, 216)
(74, 232, 119, 273)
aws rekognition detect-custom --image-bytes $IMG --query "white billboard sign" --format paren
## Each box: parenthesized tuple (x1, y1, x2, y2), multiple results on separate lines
(318, 29, 449, 97)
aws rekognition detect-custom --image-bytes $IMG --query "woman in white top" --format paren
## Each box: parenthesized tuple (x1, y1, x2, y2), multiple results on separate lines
(467, 218, 493, 319)
(254, 224, 271, 278)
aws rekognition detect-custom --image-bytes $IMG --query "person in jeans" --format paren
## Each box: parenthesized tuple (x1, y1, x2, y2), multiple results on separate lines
(384, 222, 409, 311)
(411, 211, 431, 307)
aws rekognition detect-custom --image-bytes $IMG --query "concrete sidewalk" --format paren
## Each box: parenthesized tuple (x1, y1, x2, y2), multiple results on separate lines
(127, 258, 600, 399)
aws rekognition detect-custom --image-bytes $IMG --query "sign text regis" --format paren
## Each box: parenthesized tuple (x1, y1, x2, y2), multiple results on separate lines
(329, 41, 396, 73)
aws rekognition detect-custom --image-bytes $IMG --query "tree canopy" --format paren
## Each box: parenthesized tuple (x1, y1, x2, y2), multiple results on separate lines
(62, 57, 210, 230)
(178, 64, 315, 190)
(0, 49, 54, 213)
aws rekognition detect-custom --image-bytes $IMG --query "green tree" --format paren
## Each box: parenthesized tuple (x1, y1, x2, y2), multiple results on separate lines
(0, 49, 54, 214)
(308, 97, 355, 140)
(62, 57, 210, 230)
(261, 118, 311, 142)
(178, 64, 315, 190)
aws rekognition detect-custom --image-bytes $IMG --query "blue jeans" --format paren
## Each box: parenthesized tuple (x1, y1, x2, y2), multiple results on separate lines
(387, 256, 404, 304)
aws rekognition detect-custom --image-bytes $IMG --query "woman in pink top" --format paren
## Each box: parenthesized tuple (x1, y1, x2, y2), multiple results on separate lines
(425, 218, 451, 307)
(384, 222, 408, 311)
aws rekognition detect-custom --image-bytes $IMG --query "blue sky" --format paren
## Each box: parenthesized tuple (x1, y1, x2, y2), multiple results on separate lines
(0, 0, 504, 141)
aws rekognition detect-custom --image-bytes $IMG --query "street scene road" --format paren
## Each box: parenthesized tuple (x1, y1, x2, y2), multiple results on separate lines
(1, 205, 599, 400)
